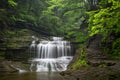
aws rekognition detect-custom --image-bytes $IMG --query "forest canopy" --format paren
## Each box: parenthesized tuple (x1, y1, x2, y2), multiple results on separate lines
(0, 0, 120, 59)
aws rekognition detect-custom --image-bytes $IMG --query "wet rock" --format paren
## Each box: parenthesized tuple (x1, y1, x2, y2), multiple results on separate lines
(61, 64, 120, 80)
(0, 61, 18, 72)
(61, 34, 120, 80)
(5, 48, 30, 61)
(0, 39, 4, 43)
(87, 59, 116, 67)
(86, 34, 105, 60)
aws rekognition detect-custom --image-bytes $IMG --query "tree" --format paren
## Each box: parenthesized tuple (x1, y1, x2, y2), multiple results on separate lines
(88, 0, 120, 58)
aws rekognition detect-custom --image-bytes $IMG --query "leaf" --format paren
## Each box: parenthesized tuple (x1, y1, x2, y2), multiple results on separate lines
(8, 0, 17, 7)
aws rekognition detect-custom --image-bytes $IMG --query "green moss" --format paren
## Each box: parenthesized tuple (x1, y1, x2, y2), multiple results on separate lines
(5, 29, 34, 48)
(8, 0, 17, 7)
(104, 46, 120, 60)
(72, 59, 88, 70)
(0, 56, 5, 60)
(71, 48, 89, 70)
(98, 64, 107, 68)
(0, 51, 5, 60)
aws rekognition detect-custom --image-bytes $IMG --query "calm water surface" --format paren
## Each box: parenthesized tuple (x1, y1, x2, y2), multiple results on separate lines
(0, 72, 65, 80)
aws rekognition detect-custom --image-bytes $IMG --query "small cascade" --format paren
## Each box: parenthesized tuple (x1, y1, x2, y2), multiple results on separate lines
(29, 37, 73, 72)
(30, 40, 36, 51)
(29, 40, 36, 58)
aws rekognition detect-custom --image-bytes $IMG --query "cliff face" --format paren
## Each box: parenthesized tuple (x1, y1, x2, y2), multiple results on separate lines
(86, 34, 104, 60)
(0, 23, 42, 60)
(61, 34, 120, 80)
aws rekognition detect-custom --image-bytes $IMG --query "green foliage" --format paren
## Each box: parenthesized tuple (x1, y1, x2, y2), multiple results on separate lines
(7, 31, 15, 36)
(72, 59, 88, 70)
(71, 48, 89, 70)
(110, 38, 120, 59)
(2, 0, 120, 60)
(88, 0, 120, 59)
(0, 0, 89, 37)
(8, 0, 17, 7)
(5, 29, 32, 48)
(75, 32, 88, 42)
(39, 0, 88, 36)
(88, 0, 120, 36)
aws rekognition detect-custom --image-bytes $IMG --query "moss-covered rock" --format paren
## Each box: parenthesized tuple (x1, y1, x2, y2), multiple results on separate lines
(68, 48, 88, 70)
(61, 63, 120, 80)
(0, 28, 42, 60)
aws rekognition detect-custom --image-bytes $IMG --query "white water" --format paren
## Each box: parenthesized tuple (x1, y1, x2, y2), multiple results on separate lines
(30, 40, 36, 54)
(29, 37, 73, 72)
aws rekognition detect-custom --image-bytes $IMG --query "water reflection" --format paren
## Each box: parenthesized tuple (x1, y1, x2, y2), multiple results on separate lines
(36, 72, 65, 80)
(0, 72, 65, 80)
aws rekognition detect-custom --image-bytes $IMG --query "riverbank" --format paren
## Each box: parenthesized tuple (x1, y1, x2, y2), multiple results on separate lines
(60, 60, 120, 80)
(0, 60, 17, 72)
(0, 71, 65, 80)
(0, 60, 31, 73)
(0, 60, 120, 80)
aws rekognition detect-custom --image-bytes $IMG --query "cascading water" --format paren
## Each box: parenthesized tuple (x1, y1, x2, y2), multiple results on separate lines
(29, 37, 73, 72)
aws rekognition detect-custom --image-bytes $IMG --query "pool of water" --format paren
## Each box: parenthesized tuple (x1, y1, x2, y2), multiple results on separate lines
(0, 72, 65, 80)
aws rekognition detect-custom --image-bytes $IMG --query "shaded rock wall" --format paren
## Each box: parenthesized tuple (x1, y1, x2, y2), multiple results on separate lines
(62, 34, 120, 80)
(0, 27, 41, 61)
(86, 34, 105, 60)
(5, 48, 29, 61)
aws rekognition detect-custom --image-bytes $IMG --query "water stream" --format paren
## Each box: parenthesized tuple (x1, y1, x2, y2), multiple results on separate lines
(0, 72, 66, 80)
(0, 37, 73, 80)
(29, 37, 73, 72)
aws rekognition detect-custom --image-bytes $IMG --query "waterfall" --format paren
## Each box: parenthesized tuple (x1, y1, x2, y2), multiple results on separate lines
(29, 40, 36, 58)
(29, 37, 73, 72)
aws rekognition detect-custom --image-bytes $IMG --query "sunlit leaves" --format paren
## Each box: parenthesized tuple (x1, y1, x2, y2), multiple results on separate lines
(88, 0, 120, 37)
(8, 0, 17, 7)
(88, 0, 120, 58)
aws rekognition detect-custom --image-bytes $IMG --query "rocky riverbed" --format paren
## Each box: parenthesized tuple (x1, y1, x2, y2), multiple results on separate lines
(60, 60, 120, 80)
(0, 60, 30, 73)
